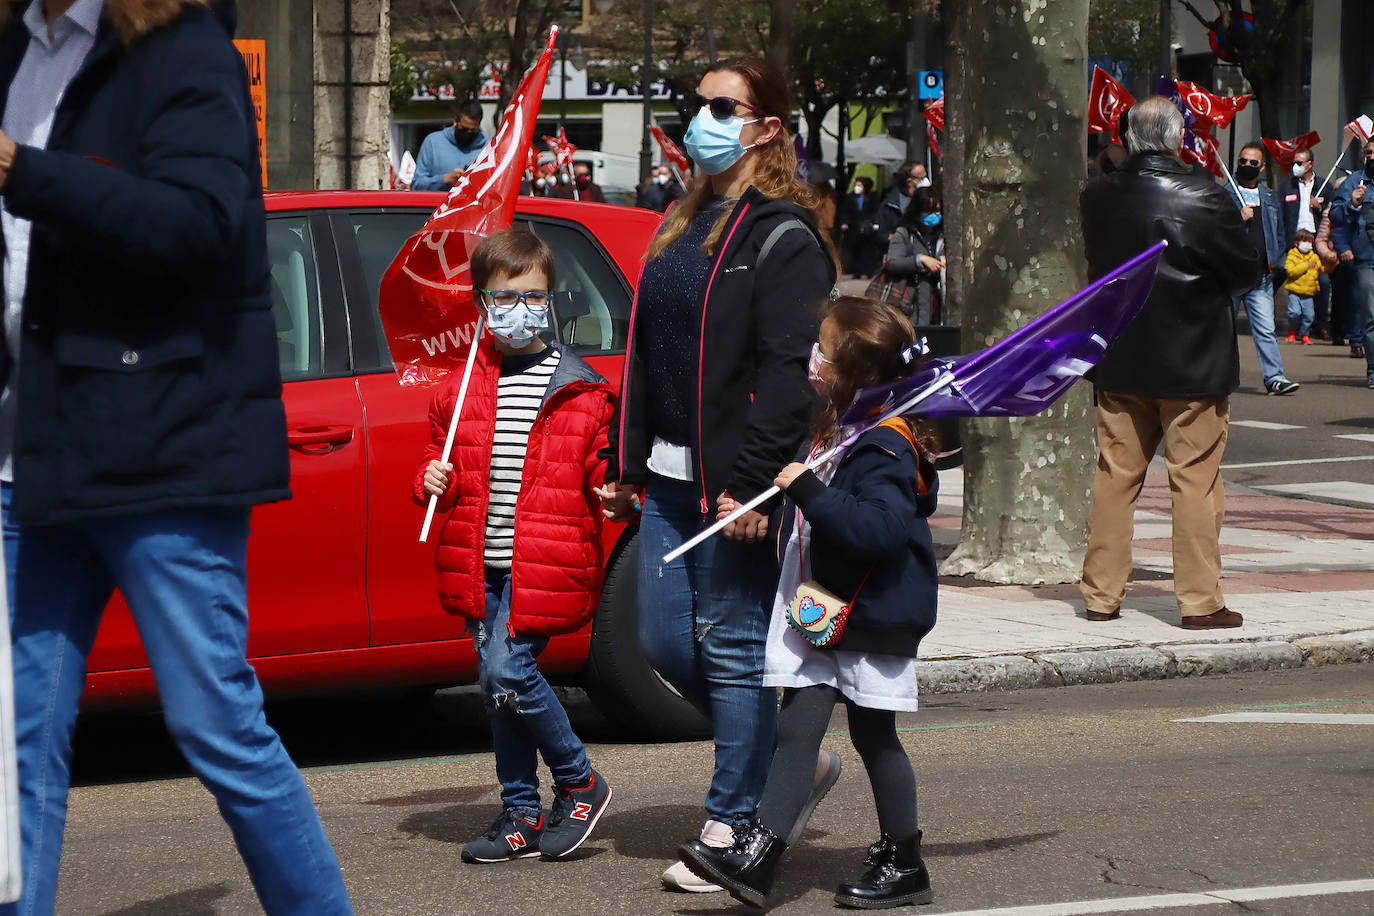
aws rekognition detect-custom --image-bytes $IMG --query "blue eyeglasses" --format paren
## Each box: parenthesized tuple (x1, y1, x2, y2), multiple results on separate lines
(480, 289, 553, 315)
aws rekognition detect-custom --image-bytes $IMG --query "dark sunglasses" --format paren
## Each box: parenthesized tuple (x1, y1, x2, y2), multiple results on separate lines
(691, 92, 766, 121)
(1237, 157, 1262, 166)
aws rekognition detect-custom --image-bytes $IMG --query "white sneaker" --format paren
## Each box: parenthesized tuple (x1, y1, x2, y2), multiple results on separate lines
(661, 820, 732, 892)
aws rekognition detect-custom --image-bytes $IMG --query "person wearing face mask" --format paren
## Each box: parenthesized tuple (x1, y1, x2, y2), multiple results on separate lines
(875, 162, 926, 244)
(594, 56, 839, 895)
(556, 162, 606, 203)
(415, 229, 617, 863)
(1282, 150, 1331, 339)
(1282, 229, 1335, 343)
(1226, 143, 1300, 395)
(881, 187, 946, 324)
(412, 100, 490, 191)
(1329, 138, 1374, 382)
(841, 176, 882, 278)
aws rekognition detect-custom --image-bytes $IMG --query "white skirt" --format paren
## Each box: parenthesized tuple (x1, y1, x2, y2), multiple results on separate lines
(763, 502, 920, 712)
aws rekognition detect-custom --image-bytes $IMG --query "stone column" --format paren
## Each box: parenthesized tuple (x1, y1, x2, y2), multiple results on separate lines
(315, 0, 392, 189)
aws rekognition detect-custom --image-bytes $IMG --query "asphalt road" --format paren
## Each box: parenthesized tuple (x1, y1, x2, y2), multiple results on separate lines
(60, 665, 1374, 915)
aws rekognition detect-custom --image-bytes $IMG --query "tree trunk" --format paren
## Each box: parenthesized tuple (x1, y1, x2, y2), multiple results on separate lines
(939, 0, 1094, 585)
(768, 0, 793, 78)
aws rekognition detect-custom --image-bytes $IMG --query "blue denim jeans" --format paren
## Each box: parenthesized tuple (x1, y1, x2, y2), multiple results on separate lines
(1235, 274, 1286, 385)
(467, 568, 591, 819)
(1353, 266, 1374, 381)
(636, 474, 778, 825)
(1286, 293, 1314, 338)
(0, 491, 352, 916)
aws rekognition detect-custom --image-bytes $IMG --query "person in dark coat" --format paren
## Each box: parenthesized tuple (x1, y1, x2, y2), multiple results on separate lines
(840, 175, 881, 277)
(882, 187, 945, 324)
(0, 2, 352, 912)
(555, 161, 607, 203)
(1078, 96, 1263, 632)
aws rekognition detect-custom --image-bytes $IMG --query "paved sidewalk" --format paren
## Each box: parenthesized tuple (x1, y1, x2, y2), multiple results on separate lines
(918, 464, 1374, 692)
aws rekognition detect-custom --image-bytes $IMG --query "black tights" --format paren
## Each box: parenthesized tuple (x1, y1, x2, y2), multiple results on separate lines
(756, 684, 918, 840)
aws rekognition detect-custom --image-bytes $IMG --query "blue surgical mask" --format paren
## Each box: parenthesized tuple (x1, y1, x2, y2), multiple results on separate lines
(684, 107, 760, 176)
(485, 302, 549, 348)
(920, 212, 942, 227)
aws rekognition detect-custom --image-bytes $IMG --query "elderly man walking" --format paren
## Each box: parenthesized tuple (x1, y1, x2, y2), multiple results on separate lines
(1078, 96, 1264, 630)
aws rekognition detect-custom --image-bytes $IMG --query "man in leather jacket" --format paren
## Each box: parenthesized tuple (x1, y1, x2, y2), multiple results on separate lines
(1078, 96, 1264, 631)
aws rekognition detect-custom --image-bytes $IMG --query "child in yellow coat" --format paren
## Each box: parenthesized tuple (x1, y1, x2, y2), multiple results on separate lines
(1283, 228, 1335, 344)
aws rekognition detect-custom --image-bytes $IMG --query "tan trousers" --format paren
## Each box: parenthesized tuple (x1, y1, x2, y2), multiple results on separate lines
(1080, 392, 1229, 618)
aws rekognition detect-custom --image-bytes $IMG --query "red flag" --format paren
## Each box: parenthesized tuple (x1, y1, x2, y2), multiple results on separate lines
(649, 125, 690, 172)
(377, 28, 558, 387)
(921, 99, 943, 158)
(1087, 66, 1134, 144)
(543, 127, 578, 170)
(1174, 79, 1251, 130)
(1344, 115, 1374, 147)
(525, 143, 540, 181)
(1181, 121, 1224, 179)
(1261, 131, 1321, 172)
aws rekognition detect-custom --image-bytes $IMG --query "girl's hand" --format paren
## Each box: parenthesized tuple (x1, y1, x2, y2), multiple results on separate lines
(919, 254, 943, 273)
(774, 463, 809, 491)
(717, 491, 768, 543)
(593, 481, 641, 521)
(423, 460, 453, 497)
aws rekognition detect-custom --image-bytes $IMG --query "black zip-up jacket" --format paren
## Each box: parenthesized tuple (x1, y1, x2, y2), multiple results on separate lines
(605, 187, 837, 513)
(1080, 153, 1263, 399)
(776, 425, 939, 658)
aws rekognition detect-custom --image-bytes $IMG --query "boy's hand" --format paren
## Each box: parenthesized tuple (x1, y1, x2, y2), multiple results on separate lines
(423, 460, 453, 497)
(594, 481, 640, 521)
(718, 491, 768, 543)
(774, 463, 809, 491)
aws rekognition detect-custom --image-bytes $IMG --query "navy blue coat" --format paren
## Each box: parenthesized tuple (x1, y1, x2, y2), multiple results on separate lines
(777, 425, 938, 658)
(0, 1, 289, 524)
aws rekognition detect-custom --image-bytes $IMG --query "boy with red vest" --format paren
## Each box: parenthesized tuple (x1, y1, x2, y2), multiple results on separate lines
(414, 229, 615, 862)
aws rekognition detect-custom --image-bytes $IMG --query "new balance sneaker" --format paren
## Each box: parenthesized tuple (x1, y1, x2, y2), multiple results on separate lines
(1265, 376, 1300, 395)
(461, 809, 543, 863)
(539, 768, 613, 859)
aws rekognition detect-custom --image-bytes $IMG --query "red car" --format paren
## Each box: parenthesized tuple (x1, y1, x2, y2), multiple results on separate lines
(81, 191, 705, 737)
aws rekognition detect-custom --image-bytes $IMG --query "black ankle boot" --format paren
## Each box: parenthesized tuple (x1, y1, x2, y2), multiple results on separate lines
(835, 830, 933, 909)
(679, 821, 786, 908)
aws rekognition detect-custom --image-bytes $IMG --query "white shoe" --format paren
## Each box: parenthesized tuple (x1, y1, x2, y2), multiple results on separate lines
(661, 820, 732, 892)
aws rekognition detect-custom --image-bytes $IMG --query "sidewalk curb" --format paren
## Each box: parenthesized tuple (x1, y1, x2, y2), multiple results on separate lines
(916, 629, 1374, 694)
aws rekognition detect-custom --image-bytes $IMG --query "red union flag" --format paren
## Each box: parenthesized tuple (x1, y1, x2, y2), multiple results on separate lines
(1261, 130, 1321, 172)
(543, 127, 578, 170)
(922, 99, 943, 158)
(1344, 115, 1374, 147)
(1182, 121, 1224, 178)
(377, 27, 558, 387)
(649, 125, 690, 172)
(1087, 66, 1134, 143)
(1174, 79, 1251, 129)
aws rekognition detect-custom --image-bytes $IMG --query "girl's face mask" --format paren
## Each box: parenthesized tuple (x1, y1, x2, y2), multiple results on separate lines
(807, 342, 832, 397)
(920, 212, 943, 228)
(1297, 241, 1313, 253)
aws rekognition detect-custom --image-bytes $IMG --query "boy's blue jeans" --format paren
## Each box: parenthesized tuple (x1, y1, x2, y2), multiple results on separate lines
(1287, 293, 1314, 338)
(467, 568, 591, 819)
(0, 485, 352, 916)
(636, 474, 778, 826)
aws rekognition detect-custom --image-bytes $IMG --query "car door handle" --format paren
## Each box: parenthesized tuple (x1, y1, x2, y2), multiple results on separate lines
(288, 425, 355, 452)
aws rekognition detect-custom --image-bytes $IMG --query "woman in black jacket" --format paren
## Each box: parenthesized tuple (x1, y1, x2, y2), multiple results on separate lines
(883, 186, 945, 324)
(596, 57, 838, 890)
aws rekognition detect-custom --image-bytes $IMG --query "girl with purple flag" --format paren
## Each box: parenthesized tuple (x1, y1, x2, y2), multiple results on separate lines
(680, 297, 940, 910)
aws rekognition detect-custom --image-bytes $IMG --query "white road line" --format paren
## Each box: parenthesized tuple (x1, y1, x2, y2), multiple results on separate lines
(1258, 481, 1374, 507)
(1334, 433, 1374, 444)
(1173, 712, 1374, 725)
(933, 878, 1374, 916)
(1221, 455, 1374, 469)
(1229, 420, 1304, 430)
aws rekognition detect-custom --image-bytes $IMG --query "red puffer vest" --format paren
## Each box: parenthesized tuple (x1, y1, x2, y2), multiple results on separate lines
(411, 342, 615, 637)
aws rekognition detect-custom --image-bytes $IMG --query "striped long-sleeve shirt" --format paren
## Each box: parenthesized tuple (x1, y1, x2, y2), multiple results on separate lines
(485, 346, 561, 567)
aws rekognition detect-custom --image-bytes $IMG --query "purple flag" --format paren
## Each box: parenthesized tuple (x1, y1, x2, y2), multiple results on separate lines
(1156, 78, 1206, 163)
(838, 241, 1166, 427)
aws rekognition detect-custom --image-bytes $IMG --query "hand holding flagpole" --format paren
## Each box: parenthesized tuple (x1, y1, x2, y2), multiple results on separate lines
(420, 315, 484, 543)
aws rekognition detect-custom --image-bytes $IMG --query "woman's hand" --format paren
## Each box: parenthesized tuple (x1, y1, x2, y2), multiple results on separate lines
(773, 463, 808, 491)
(919, 254, 943, 273)
(717, 491, 768, 543)
(423, 460, 453, 498)
(594, 481, 641, 521)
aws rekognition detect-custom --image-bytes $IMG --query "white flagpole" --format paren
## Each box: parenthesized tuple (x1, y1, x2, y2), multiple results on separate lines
(1218, 159, 1244, 201)
(1315, 137, 1355, 200)
(419, 314, 485, 543)
(662, 369, 957, 564)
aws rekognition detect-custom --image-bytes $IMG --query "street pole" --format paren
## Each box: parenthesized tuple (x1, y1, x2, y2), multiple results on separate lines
(558, 38, 568, 133)
(640, 0, 654, 184)
(906, 12, 923, 163)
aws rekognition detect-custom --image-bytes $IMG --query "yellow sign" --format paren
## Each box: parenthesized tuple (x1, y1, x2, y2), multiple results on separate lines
(234, 39, 267, 189)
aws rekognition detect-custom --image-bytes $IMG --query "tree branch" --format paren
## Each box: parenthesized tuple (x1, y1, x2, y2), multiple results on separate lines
(1176, 0, 1214, 30)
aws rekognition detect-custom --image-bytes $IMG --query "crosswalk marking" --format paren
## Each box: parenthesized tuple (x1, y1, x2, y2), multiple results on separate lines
(1334, 433, 1374, 444)
(1229, 420, 1304, 430)
(1174, 712, 1374, 725)
(1221, 455, 1374, 469)
(931, 878, 1374, 915)
(1258, 481, 1374, 507)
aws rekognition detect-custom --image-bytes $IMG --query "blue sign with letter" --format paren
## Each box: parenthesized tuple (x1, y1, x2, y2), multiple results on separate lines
(919, 70, 943, 100)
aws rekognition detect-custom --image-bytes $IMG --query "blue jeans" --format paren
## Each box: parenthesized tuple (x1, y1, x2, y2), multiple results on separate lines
(0, 492, 352, 916)
(1338, 263, 1364, 347)
(1286, 293, 1314, 338)
(636, 474, 778, 825)
(1353, 266, 1374, 380)
(1234, 274, 1286, 385)
(467, 568, 591, 818)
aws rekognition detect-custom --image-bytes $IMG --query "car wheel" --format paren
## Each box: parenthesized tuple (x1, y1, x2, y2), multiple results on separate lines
(583, 528, 711, 739)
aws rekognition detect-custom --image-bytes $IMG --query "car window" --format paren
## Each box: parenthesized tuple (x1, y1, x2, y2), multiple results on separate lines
(265, 216, 323, 380)
(346, 211, 631, 367)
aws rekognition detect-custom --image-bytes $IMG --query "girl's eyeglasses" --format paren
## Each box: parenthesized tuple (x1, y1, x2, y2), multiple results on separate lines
(691, 92, 766, 121)
(481, 289, 553, 315)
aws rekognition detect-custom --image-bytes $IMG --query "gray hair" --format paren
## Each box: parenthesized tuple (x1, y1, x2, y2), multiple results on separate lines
(1126, 96, 1185, 157)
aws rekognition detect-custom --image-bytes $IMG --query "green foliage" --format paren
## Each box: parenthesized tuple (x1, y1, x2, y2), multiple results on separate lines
(389, 42, 421, 112)
(1088, 0, 1159, 85)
